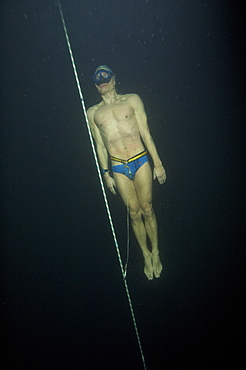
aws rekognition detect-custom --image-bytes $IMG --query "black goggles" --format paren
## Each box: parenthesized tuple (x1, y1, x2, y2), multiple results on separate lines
(92, 69, 114, 84)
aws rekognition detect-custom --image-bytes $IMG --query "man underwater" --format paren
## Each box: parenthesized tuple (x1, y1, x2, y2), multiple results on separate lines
(87, 65, 166, 280)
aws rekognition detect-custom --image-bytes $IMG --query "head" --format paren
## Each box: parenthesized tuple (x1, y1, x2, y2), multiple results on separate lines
(92, 65, 116, 94)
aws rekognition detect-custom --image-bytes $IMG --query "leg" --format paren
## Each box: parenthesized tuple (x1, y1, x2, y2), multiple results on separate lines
(113, 172, 154, 280)
(134, 161, 162, 278)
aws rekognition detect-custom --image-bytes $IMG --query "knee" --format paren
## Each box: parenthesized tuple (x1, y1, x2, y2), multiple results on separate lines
(129, 208, 142, 222)
(141, 202, 154, 219)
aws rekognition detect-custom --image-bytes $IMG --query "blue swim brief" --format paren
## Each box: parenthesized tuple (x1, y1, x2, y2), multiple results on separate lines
(111, 150, 148, 180)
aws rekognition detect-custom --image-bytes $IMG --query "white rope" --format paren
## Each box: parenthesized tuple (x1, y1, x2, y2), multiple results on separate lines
(56, 1, 147, 369)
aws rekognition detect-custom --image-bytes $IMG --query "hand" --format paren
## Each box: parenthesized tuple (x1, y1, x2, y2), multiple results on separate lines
(153, 165, 166, 184)
(104, 174, 117, 194)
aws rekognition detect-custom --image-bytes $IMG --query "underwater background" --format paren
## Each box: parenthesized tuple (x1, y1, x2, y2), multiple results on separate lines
(1, 1, 245, 369)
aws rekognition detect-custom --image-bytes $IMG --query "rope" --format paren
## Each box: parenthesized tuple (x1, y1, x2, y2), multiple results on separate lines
(123, 201, 130, 280)
(56, 1, 147, 369)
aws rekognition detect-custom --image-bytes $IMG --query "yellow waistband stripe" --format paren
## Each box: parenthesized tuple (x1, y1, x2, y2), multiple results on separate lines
(110, 150, 147, 164)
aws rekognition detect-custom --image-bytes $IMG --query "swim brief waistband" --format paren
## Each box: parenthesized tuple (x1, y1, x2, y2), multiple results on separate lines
(110, 150, 147, 164)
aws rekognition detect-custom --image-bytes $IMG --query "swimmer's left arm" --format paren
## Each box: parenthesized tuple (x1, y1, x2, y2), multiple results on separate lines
(131, 94, 166, 184)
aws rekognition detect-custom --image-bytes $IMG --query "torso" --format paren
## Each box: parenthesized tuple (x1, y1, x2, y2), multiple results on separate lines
(92, 94, 145, 163)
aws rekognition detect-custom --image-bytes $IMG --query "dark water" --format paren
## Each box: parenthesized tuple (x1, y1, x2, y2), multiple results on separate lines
(1, 1, 245, 369)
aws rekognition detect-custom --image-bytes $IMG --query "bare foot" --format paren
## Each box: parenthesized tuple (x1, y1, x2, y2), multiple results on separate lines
(152, 253, 162, 278)
(144, 253, 154, 280)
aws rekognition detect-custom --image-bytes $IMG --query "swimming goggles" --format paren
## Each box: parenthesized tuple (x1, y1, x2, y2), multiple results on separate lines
(92, 69, 114, 84)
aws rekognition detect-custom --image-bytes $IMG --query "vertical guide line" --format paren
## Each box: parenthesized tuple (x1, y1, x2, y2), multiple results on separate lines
(56, 1, 147, 369)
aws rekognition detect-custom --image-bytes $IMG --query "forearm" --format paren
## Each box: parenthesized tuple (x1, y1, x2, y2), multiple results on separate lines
(97, 144, 109, 170)
(97, 144, 116, 194)
(142, 134, 162, 167)
(143, 133, 166, 184)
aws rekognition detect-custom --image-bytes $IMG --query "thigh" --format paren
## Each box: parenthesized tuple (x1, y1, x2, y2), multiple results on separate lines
(113, 172, 140, 211)
(133, 161, 153, 207)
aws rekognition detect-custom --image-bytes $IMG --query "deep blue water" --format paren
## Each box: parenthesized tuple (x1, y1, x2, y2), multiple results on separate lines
(1, 1, 245, 369)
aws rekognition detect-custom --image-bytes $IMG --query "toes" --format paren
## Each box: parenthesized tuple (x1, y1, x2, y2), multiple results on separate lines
(144, 252, 154, 280)
(154, 271, 161, 278)
(144, 267, 153, 280)
(152, 255, 162, 278)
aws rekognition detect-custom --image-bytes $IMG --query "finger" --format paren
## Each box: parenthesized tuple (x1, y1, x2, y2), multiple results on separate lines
(111, 185, 116, 194)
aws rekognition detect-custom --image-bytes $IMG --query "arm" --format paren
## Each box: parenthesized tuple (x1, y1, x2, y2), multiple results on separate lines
(130, 94, 166, 184)
(87, 107, 116, 194)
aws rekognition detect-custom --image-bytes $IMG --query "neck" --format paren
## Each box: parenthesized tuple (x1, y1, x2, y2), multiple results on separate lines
(101, 90, 119, 105)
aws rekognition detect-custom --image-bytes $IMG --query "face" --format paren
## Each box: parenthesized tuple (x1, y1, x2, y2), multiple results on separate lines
(93, 69, 115, 94)
(95, 75, 115, 95)
(94, 70, 112, 83)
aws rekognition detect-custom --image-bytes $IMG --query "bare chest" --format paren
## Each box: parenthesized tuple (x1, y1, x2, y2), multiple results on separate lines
(94, 100, 134, 128)
(93, 97, 143, 157)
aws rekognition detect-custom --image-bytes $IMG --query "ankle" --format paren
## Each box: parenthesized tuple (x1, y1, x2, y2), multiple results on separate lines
(151, 248, 159, 256)
(143, 251, 152, 259)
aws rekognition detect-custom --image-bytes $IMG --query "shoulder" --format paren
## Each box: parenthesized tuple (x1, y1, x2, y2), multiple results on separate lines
(126, 93, 144, 110)
(118, 93, 141, 100)
(87, 105, 95, 115)
(87, 102, 102, 121)
(117, 93, 142, 106)
(126, 93, 142, 104)
(124, 93, 141, 101)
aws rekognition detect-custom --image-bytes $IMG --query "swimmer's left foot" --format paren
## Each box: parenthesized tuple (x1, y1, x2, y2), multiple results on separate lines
(152, 252, 162, 278)
(143, 253, 154, 280)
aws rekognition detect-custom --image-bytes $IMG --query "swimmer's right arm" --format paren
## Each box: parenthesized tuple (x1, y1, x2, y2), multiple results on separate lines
(87, 108, 116, 194)
(103, 172, 116, 194)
